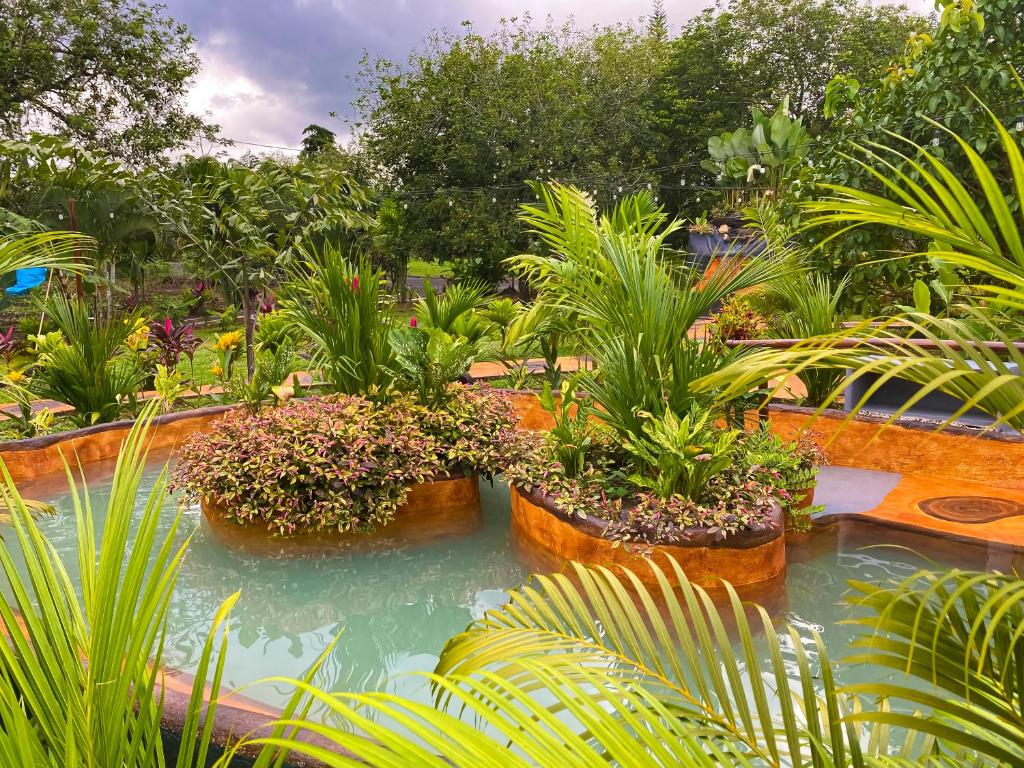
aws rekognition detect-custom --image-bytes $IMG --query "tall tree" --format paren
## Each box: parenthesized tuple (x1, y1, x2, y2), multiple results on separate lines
(809, 0, 1024, 314)
(353, 17, 665, 285)
(299, 124, 337, 159)
(0, 0, 216, 163)
(652, 0, 930, 215)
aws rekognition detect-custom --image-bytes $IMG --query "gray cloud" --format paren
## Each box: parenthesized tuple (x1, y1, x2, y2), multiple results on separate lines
(167, 0, 933, 152)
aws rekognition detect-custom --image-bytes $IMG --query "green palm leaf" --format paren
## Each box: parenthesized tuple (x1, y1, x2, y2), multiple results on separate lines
(0, 231, 94, 278)
(0, 402, 236, 766)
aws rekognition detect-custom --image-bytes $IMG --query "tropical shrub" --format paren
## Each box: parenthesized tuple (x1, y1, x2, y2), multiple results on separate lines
(707, 294, 765, 344)
(225, 342, 296, 415)
(174, 386, 519, 534)
(512, 183, 792, 442)
(388, 326, 477, 408)
(281, 250, 396, 396)
(147, 317, 201, 370)
(739, 423, 825, 530)
(704, 97, 810, 192)
(32, 295, 144, 426)
(809, 0, 1024, 314)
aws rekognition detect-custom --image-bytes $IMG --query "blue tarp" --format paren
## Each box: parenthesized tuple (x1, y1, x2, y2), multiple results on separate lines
(6, 267, 47, 295)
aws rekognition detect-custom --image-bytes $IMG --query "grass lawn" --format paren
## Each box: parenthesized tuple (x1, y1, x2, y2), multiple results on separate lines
(407, 258, 454, 279)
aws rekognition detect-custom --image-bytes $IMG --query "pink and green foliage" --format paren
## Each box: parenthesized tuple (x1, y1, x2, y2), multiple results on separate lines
(173, 385, 519, 534)
(148, 317, 201, 369)
(504, 429, 782, 544)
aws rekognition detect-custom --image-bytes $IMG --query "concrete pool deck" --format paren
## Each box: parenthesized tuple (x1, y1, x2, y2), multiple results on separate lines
(813, 466, 1024, 551)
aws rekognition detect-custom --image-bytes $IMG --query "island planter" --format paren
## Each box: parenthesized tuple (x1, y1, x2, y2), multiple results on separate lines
(509, 485, 786, 589)
(200, 470, 483, 557)
(173, 388, 522, 552)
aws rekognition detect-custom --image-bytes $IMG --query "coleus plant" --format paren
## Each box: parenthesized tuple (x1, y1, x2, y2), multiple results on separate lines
(173, 386, 520, 534)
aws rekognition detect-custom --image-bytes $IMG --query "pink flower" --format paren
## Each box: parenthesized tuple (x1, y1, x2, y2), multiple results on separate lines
(352, 276, 359, 292)
(410, 316, 417, 328)
(163, 317, 173, 335)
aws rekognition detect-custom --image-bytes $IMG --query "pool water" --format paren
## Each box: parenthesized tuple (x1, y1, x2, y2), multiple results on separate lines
(5, 456, 1005, 721)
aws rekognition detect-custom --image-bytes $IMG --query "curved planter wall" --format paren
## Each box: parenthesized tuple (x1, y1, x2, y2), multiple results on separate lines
(0, 405, 235, 485)
(510, 486, 786, 589)
(766, 405, 1024, 491)
(201, 473, 482, 557)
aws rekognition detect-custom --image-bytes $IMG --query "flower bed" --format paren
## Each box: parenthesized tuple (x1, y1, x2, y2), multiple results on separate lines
(509, 486, 785, 588)
(503, 418, 821, 548)
(173, 385, 519, 535)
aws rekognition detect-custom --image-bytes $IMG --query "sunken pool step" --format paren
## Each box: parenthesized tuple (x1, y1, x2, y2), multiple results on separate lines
(200, 473, 482, 556)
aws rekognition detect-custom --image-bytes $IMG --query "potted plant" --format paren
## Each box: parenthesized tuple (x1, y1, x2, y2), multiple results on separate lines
(686, 213, 717, 265)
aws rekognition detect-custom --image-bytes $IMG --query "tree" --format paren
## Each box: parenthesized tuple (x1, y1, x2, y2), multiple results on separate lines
(0, 0, 216, 163)
(809, 0, 1024, 314)
(157, 155, 374, 378)
(652, 0, 929, 215)
(354, 17, 665, 285)
(647, 0, 669, 41)
(299, 123, 337, 158)
(1, 135, 159, 318)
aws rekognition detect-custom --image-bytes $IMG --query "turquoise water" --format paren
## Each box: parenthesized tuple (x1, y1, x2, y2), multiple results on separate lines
(6, 456, 1001, 719)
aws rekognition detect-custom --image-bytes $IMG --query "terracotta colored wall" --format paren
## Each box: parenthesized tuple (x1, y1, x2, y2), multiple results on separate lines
(766, 406, 1024, 491)
(201, 475, 483, 556)
(0, 407, 234, 485)
(510, 487, 785, 589)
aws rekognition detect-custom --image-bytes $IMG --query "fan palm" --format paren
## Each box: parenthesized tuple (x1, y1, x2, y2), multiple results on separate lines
(694, 98, 1024, 434)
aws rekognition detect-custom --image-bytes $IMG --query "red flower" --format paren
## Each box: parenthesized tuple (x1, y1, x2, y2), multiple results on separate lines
(410, 316, 417, 328)
(352, 275, 359, 292)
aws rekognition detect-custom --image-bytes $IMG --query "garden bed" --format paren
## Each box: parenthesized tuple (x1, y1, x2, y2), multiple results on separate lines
(509, 486, 785, 588)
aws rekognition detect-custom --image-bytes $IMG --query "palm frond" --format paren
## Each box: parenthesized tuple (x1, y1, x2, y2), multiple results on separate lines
(0, 231, 94, 278)
(0, 402, 236, 766)
(843, 568, 1024, 766)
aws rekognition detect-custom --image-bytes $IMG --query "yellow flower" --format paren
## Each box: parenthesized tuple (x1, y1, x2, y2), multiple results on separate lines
(214, 330, 243, 352)
(125, 324, 150, 352)
(5, 370, 26, 384)
(210, 364, 224, 379)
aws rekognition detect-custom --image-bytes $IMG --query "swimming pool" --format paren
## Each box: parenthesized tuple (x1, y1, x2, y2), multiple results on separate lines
(5, 455, 1004, 723)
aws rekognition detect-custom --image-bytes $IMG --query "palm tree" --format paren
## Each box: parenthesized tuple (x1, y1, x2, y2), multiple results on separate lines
(510, 182, 794, 438)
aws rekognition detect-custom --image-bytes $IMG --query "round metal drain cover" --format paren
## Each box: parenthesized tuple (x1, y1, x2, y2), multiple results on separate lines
(918, 496, 1024, 524)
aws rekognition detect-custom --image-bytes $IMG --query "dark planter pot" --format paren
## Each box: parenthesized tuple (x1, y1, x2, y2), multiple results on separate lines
(687, 230, 767, 261)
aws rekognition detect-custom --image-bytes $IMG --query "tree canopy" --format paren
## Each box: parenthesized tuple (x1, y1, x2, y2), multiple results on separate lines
(0, 0, 216, 163)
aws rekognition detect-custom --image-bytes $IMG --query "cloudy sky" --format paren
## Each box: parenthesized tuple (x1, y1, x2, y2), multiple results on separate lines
(165, 0, 935, 154)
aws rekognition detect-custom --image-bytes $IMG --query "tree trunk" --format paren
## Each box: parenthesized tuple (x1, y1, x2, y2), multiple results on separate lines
(68, 198, 84, 301)
(240, 255, 256, 380)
